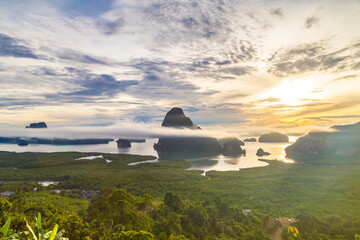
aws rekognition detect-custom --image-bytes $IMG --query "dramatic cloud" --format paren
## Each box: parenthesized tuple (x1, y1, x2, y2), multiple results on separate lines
(0, 0, 359, 133)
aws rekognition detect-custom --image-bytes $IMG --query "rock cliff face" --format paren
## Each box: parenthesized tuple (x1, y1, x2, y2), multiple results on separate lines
(161, 107, 200, 129)
(285, 122, 360, 159)
(259, 132, 289, 143)
(154, 108, 221, 159)
(26, 122, 47, 128)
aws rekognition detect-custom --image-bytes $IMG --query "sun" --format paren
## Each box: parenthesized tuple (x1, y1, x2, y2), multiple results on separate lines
(264, 80, 316, 106)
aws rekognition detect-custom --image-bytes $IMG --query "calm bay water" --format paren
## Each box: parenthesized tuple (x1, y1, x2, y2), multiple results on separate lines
(0, 138, 295, 172)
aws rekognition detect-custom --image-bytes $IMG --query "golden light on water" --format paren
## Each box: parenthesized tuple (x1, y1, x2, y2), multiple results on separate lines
(275, 136, 298, 163)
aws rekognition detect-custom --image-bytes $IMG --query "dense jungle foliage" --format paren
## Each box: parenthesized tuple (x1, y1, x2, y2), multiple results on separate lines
(0, 151, 360, 239)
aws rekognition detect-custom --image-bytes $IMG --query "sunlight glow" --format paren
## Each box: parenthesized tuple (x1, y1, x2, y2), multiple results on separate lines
(264, 80, 317, 106)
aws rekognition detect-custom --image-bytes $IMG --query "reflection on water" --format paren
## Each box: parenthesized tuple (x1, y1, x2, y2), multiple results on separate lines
(0, 138, 296, 172)
(128, 159, 159, 165)
(187, 140, 295, 172)
(189, 159, 218, 168)
(37, 181, 59, 186)
(75, 155, 112, 163)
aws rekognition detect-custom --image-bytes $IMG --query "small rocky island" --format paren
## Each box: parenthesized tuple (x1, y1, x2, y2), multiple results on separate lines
(256, 148, 270, 156)
(154, 107, 222, 159)
(17, 139, 29, 146)
(26, 122, 48, 128)
(259, 132, 289, 143)
(244, 138, 257, 142)
(116, 139, 131, 148)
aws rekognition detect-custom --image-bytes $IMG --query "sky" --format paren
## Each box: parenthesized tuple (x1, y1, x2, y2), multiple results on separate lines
(0, 0, 360, 138)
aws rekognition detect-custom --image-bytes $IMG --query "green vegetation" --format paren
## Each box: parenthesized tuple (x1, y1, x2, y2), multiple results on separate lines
(0, 151, 360, 239)
(0, 212, 67, 240)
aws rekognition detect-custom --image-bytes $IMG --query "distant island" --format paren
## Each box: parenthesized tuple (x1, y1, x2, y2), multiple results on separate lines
(0, 137, 114, 146)
(116, 139, 131, 148)
(244, 138, 257, 142)
(258, 132, 289, 143)
(25, 122, 48, 128)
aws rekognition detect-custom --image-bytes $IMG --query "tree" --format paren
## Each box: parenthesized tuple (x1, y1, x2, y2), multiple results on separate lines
(164, 193, 183, 212)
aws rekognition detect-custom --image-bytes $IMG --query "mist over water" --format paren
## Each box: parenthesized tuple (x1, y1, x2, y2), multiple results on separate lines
(0, 138, 295, 172)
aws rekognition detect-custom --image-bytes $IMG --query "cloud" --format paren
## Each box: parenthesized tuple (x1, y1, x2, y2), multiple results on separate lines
(0, 122, 226, 139)
(0, 98, 45, 109)
(268, 41, 360, 76)
(308, 115, 360, 119)
(0, 0, 359, 132)
(57, 48, 110, 65)
(258, 97, 282, 103)
(305, 16, 320, 29)
(97, 18, 124, 35)
(61, 0, 115, 17)
(270, 7, 284, 18)
(216, 60, 232, 65)
(141, 1, 236, 43)
(124, 59, 213, 102)
(66, 74, 138, 96)
(45, 69, 139, 102)
(219, 66, 256, 76)
(0, 33, 40, 59)
(353, 62, 360, 70)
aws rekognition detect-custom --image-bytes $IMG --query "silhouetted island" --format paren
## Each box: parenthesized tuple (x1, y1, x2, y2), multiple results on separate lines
(154, 107, 222, 160)
(25, 122, 47, 128)
(161, 107, 201, 129)
(259, 132, 289, 143)
(116, 139, 131, 148)
(256, 148, 270, 156)
(17, 139, 29, 146)
(286, 121, 360, 158)
(244, 138, 257, 142)
(222, 140, 246, 156)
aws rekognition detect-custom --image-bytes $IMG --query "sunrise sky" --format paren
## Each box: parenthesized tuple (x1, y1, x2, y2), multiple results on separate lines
(1, 0, 359, 137)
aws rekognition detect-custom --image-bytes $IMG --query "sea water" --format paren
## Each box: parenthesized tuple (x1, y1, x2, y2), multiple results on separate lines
(0, 138, 295, 172)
